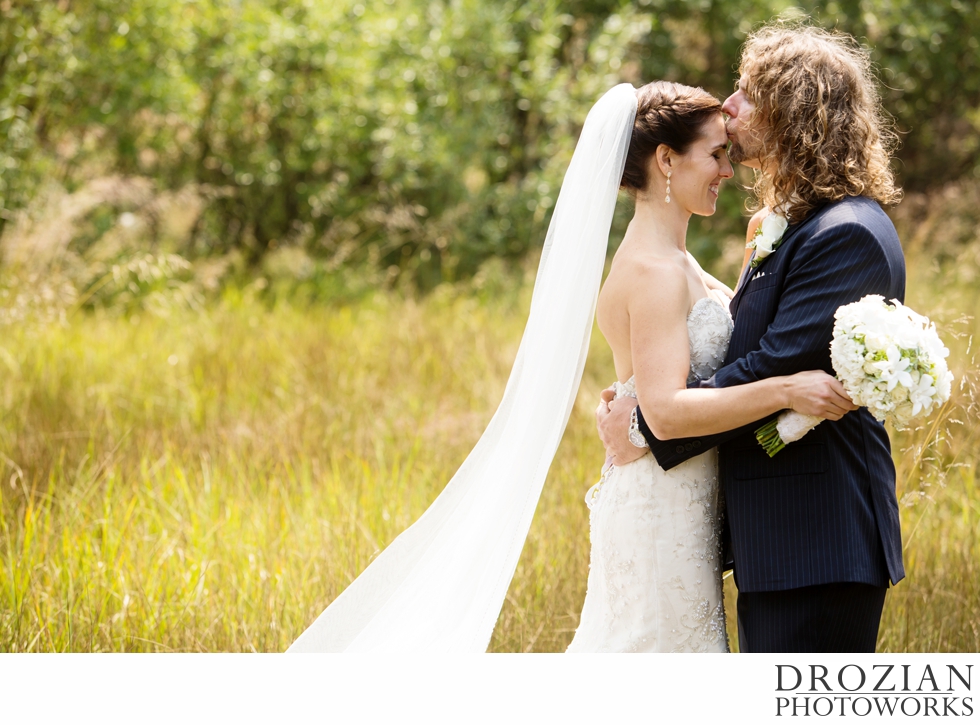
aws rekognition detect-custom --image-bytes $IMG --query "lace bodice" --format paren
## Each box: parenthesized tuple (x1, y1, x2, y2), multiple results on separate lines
(612, 296, 733, 399)
(686, 296, 734, 383)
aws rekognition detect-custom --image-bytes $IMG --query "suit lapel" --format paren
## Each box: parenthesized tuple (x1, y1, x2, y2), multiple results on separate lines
(736, 251, 756, 289)
(728, 251, 757, 318)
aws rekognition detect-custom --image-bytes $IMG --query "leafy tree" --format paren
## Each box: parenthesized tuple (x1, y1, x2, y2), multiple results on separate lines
(2, 0, 978, 287)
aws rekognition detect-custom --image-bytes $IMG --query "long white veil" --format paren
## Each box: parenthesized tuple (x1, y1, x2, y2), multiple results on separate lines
(288, 84, 638, 653)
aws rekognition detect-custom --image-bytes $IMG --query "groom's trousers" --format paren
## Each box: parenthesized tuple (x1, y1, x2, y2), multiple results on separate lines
(736, 582, 887, 653)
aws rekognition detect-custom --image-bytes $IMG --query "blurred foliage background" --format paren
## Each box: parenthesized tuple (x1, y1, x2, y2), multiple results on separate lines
(2, 1, 980, 652)
(2, 0, 980, 300)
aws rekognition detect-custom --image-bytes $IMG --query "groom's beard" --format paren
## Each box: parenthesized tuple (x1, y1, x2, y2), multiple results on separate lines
(727, 139, 749, 165)
(727, 136, 759, 166)
(726, 122, 765, 168)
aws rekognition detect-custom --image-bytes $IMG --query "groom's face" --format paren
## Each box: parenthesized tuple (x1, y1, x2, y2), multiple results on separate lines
(722, 75, 766, 170)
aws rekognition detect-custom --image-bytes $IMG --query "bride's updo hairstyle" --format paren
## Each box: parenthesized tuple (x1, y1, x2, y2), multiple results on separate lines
(621, 81, 723, 195)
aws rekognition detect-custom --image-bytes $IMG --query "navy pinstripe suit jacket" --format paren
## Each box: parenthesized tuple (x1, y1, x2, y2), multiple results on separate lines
(638, 196, 906, 593)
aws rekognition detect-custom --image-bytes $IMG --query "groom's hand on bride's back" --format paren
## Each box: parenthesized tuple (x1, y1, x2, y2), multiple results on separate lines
(785, 370, 858, 421)
(596, 390, 648, 466)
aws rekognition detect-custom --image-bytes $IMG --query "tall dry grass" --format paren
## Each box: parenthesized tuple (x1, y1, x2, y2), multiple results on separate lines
(0, 242, 978, 652)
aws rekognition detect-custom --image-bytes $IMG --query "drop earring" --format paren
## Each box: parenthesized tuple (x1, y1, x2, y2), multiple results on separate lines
(665, 171, 671, 204)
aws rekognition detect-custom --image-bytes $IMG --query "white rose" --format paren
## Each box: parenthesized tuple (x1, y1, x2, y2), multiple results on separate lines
(760, 212, 789, 240)
(894, 402, 915, 426)
(751, 213, 788, 260)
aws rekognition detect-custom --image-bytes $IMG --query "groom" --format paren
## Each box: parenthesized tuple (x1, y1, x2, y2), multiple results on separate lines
(597, 23, 906, 652)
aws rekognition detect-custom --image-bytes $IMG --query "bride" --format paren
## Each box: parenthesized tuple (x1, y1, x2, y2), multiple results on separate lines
(287, 82, 854, 653)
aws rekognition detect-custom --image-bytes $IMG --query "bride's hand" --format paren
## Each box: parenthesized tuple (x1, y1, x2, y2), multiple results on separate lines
(784, 371, 858, 420)
(708, 287, 733, 309)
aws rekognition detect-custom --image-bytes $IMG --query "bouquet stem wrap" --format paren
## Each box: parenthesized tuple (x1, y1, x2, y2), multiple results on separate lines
(756, 413, 823, 457)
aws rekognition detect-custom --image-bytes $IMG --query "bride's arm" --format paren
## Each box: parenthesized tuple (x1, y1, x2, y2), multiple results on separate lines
(686, 251, 734, 300)
(628, 262, 853, 440)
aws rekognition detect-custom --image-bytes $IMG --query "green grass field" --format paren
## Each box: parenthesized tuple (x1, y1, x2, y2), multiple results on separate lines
(0, 256, 977, 652)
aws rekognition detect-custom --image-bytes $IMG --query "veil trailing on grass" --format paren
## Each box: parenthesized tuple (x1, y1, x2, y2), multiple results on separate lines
(288, 84, 637, 653)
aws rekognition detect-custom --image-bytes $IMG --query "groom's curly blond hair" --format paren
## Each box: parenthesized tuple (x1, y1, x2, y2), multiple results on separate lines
(739, 22, 902, 220)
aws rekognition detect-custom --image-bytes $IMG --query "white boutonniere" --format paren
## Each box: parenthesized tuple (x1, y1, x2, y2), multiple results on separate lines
(747, 213, 788, 269)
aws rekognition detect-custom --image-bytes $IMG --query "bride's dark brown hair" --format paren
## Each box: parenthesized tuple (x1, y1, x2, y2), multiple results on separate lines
(621, 81, 723, 194)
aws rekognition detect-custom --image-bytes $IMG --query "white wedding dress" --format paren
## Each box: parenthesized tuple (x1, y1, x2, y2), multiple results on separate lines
(567, 296, 733, 653)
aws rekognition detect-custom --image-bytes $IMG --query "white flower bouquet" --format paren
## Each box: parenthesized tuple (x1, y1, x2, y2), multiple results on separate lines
(756, 295, 954, 457)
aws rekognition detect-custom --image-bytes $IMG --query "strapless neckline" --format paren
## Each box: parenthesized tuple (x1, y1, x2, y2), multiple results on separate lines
(613, 295, 732, 394)
(688, 295, 722, 316)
